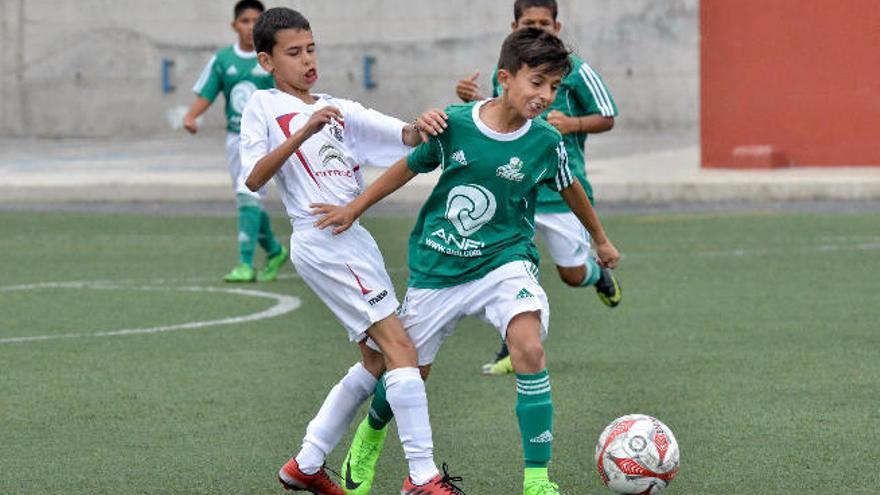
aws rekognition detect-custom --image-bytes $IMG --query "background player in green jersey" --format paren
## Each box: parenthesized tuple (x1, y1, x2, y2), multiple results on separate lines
(315, 28, 621, 495)
(456, 0, 622, 375)
(183, 0, 287, 283)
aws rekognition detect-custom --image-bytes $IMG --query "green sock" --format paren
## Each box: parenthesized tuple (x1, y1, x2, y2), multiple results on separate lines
(516, 370, 553, 468)
(257, 209, 282, 256)
(237, 205, 261, 266)
(367, 375, 394, 430)
(579, 258, 601, 287)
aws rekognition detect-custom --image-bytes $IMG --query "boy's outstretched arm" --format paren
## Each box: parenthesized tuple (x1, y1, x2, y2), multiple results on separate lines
(403, 108, 448, 145)
(560, 181, 621, 269)
(546, 110, 614, 135)
(183, 97, 212, 134)
(245, 106, 342, 191)
(312, 158, 417, 234)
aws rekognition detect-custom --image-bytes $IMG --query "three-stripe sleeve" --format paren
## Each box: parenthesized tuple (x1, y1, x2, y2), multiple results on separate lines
(576, 61, 618, 117)
(548, 141, 573, 192)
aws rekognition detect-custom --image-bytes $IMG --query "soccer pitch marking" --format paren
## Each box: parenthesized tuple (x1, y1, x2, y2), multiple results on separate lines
(0, 281, 301, 345)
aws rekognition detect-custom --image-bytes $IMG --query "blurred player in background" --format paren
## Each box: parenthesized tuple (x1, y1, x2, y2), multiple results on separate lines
(456, 0, 622, 375)
(183, 0, 288, 283)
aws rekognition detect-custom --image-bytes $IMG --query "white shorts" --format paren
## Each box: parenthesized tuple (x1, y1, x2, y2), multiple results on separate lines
(290, 223, 400, 342)
(534, 212, 591, 268)
(226, 132, 265, 199)
(388, 261, 550, 366)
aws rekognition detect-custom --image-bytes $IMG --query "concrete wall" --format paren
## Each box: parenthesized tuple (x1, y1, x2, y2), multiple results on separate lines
(0, 0, 698, 138)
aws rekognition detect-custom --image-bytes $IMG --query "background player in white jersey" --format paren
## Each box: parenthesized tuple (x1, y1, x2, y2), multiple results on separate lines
(183, 0, 287, 283)
(240, 8, 463, 495)
(316, 28, 621, 495)
(456, 0, 622, 375)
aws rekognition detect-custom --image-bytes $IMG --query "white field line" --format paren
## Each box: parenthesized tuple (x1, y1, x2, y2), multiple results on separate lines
(693, 242, 880, 258)
(0, 283, 300, 345)
(0, 266, 408, 290)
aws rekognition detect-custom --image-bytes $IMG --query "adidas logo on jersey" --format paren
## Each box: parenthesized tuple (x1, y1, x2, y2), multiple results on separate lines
(529, 430, 554, 444)
(496, 157, 525, 182)
(451, 149, 468, 166)
(516, 288, 534, 299)
(226, 65, 239, 76)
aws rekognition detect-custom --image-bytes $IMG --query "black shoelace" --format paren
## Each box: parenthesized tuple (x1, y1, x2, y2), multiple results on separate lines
(438, 462, 466, 494)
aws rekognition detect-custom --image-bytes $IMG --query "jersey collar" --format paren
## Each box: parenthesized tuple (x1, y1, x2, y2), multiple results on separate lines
(471, 99, 531, 142)
(233, 43, 257, 59)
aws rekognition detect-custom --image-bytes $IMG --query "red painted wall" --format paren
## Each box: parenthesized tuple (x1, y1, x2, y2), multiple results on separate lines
(701, 0, 880, 168)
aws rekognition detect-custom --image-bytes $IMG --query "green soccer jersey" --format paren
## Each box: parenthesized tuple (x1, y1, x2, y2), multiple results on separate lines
(492, 53, 617, 209)
(406, 101, 574, 289)
(192, 44, 274, 133)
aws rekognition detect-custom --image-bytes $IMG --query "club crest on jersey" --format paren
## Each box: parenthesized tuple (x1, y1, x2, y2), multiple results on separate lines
(328, 119, 344, 142)
(496, 157, 525, 182)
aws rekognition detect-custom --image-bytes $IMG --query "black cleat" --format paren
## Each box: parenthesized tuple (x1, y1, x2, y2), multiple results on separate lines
(594, 267, 622, 307)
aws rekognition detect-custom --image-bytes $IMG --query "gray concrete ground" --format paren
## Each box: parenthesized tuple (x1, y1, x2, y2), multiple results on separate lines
(1, 130, 879, 215)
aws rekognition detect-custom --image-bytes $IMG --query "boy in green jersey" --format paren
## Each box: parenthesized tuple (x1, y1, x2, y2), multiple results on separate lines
(183, 0, 287, 283)
(457, 0, 622, 375)
(314, 28, 620, 495)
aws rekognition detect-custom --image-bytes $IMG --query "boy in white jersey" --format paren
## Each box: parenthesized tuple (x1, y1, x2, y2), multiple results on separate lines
(317, 28, 620, 495)
(457, 0, 622, 375)
(183, 0, 287, 283)
(240, 8, 463, 495)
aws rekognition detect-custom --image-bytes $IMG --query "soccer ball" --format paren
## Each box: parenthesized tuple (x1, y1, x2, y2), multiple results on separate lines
(594, 414, 680, 494)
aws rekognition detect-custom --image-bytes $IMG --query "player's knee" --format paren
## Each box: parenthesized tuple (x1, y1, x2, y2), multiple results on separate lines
(557, 265, 587, 287)
(509, 340, 545, 371)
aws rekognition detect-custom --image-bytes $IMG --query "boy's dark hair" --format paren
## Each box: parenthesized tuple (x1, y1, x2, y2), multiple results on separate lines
(234, 0, 264, 19)
(253, 7, 311, 54)
(514, 0, 558, 21)
(497, 27, 571, 77)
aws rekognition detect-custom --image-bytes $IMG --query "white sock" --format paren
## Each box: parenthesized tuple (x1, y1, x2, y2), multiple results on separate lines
(295, 362, 377, 474)
(385, 366, 438, 485)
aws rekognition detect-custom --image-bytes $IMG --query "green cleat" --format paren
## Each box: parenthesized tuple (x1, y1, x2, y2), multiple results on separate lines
(523, 478, 561, 495)
(481, 355, 514, 376)
(524, 468, 561, 495)
(341, 417, 388, 495)
(594, 267, 622, 308)
(223, 263, 256, 283)
(257, 246, 288, 282)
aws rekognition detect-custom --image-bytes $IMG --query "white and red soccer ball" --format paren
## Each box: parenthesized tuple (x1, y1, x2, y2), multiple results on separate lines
(594, 414, 680, 494)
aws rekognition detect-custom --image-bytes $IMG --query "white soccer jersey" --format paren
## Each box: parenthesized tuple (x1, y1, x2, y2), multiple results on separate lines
(240, 89, 411, 227)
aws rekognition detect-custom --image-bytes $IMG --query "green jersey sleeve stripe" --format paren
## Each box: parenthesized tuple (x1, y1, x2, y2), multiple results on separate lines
(578, 63, 617, 117)
(578, 66, 614, 116)
(554, 142, 573, 190)
(192, 55, 217, 94)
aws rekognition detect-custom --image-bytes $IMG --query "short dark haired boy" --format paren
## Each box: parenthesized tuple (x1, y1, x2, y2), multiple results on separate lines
(318, 27, 621, 495)
(241, 7, 462, 495)
(457, 0, 623, 377)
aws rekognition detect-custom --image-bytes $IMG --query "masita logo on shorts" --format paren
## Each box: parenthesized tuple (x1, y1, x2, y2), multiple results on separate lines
(367, 289, 389, 306)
